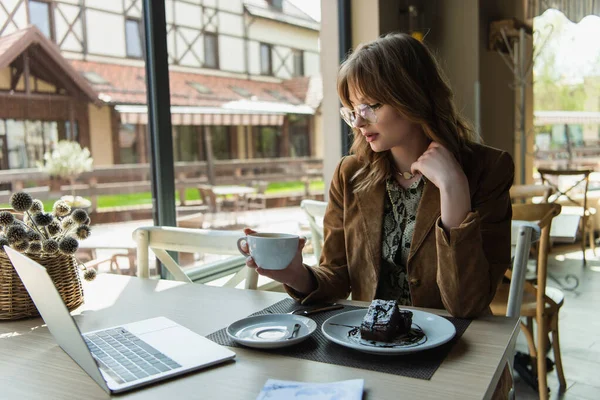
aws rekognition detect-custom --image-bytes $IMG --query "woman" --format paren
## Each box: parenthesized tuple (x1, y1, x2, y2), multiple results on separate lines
(243, 33, 513, 396)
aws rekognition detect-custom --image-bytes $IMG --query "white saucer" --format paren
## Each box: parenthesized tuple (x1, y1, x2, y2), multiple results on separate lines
(227, 314, 317, 349)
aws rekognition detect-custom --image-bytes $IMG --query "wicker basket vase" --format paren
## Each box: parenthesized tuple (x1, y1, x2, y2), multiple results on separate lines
(0, 251, 83, 320)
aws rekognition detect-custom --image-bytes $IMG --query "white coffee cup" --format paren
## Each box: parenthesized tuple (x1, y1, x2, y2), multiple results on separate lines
(237, 232, 299, 270)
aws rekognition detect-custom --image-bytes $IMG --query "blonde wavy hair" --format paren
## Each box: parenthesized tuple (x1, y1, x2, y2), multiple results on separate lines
(337, 33, 479, 192)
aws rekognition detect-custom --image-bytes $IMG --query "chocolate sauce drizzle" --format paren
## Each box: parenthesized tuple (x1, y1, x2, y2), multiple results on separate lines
(347, 324, 427, 348)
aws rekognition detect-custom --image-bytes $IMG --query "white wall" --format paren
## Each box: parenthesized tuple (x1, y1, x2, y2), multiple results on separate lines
(86, 9, 126, 57)
(86, 0, 121, 13)
(217, 0, 243, 13)
(126, 0, 143, 19)
(219, 36, 246, 72)
(218, 12, 244, 36)
(272, 45, 292, 79)
(0, 0, 27, 35)
(247, 40, 261, 75)
(304, 52, 320, 77)
(174, 1, 202, 28)
(54, 3, 84, 52)
(248, 19, 319, 52)
(175, 27, 203, 67)
(203, 0, 218, 8)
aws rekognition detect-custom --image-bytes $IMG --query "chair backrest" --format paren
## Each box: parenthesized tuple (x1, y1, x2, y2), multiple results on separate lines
(132, 226, 258, 289)
(198, 185, 218, 212)
(508, 221, 541, 318)
(252, 180, 268, 194)
(538, 168, 592, 209)
(300, 199, 327, 263)
(511, 203, 562, 319)
(510, 184, 554, 204)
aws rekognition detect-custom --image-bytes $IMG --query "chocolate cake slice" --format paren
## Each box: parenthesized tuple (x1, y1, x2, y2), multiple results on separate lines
(360, 299, 413, 342)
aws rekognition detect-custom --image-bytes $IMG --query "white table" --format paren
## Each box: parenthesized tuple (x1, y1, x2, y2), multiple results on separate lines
(212, 185, 257, 224)
(212, 185, 257, 197)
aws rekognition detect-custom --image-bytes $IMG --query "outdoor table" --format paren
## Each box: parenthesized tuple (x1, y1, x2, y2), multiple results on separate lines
(212, 185, 257, 224)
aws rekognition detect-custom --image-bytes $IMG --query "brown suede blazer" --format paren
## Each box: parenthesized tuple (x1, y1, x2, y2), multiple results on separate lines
(289, 142, 514, 319)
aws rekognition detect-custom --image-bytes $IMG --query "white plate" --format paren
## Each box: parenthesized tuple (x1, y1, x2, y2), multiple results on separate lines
(321, 309, 456, 355)
(227, 314, 317, 349)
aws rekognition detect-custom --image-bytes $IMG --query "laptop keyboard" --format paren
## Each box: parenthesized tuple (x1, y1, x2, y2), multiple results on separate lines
(84, 328, 181, 384)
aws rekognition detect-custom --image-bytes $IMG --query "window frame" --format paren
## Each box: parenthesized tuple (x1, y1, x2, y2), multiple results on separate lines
(259, 42, 273, 76)
(203, 32, 219, 69)
(268, 0, 284, 11)
(125, 18, 145, 59)
(28, 0, 55, 41)
(292, 49, 304, 77)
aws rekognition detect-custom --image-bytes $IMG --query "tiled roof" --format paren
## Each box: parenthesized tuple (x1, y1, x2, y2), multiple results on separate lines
(282, 75, 322, 110)
(0, 29, 29, 64)
(69, 60, 321, 110)
(0, 27, 98, 103)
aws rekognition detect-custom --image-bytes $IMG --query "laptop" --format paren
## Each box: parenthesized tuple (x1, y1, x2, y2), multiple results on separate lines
(5, 246, 235, 394)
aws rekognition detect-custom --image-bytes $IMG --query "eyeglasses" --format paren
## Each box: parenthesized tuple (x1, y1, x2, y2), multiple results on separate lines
(339, 103, 383, 128)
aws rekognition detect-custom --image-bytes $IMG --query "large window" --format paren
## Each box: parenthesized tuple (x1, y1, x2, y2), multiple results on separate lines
(253, 126, 280, 158)
(173, 125, 203, 162)
(204, 33, 219, 69)
(260, 43, 272, 75)
(125, 19, 144, 58)
(119, 124, 139, 164)
(289, 115, 310, 157)
(293, 50, 304, 77)
(212, 126, 233, 160)
(29, 0, 53, 39)
(2, 119, 58, 169)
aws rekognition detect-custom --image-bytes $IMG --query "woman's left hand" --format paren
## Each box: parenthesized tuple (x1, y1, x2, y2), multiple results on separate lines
(411, 142, 471, 230)
(410, 142, 467, 192)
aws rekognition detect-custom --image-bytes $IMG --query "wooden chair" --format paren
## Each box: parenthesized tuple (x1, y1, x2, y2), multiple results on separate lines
(246, 180, 268, 210)
(198, 185, 221, 213)
(510, 184, 554, 204)
(133, 226, 259, 290)
(538, 168, 596, 265)
(300, 199, 327, 263)
(507, 220, 541, 400)
(491, 203, 566, 399)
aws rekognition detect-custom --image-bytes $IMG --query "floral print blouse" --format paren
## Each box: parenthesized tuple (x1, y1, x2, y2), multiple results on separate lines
(375, 177, 424, 305)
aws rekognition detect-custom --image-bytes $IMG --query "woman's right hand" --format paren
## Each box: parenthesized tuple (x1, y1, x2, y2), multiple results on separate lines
(241, 228, 316, 294)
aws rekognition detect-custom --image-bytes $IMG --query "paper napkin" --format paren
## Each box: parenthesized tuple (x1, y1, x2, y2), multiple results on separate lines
(256, 378, 364, 400)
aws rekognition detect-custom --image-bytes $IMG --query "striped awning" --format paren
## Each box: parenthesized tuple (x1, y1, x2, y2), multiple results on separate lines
(527, 0, 600, 22)
(534, 111, 600, 125)
(116, 105, 284, 126)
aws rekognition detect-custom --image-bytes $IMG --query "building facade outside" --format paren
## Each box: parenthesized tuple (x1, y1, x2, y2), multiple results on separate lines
(0, 0, 322, 170)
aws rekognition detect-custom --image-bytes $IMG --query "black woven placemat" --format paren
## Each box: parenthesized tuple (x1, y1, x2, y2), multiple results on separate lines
(207, 298, 471, 380)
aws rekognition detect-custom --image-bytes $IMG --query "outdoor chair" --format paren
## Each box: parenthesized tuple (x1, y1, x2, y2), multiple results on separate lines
(538, 168, 596, 265)
(133, 226, 259, 290)
(300, 199, 327, 264)
(491, 203, 566, 398)
(198, 185, 221, 213)
(246, 180, 268, 210)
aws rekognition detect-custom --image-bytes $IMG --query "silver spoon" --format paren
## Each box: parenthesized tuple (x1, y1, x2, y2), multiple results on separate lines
(287, 323, 301, 340)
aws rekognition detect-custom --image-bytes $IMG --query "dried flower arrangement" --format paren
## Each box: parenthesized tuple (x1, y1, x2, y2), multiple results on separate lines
(0, 191, 97, 281)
